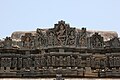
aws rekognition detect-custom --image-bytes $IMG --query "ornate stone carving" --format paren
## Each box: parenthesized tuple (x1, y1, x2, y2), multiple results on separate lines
(95, 58, 100, 68)
(55, 21, 67, 46)
(11, 58, 17, 68)
(90, 33, 104, 48)
(91, 57, 95, 68)
(86, 57, 91, 67)
(41, 55, 46, 66)
(1, 58, 5, 67)
(76, 56, 81, 67)
(56, 57, 59, 66)
(59, 56, 63, 66)
(114, 57, 120, 67)
(23, 58, 29, 69)
(1, 58, 11, 67)
(109, 57, 114, 67)
(63, 57, 66, 66)
(6, 58, 11, 67)
(78, 28, 87, 47)
(35, 28, 46, 48)
(0, 20, 120, 77)
(34, 57, 40, 67)
(22, 58, 33, 69)
(46, 56, 51, 66)
(28, 58, 33, 67)
(21, 33, 35, 49)
(67, 28, 76, 46)
(46, 30, 55, 46)
(109, 37, 120, 48)
(100, 59, 106, 69)
(66, 56, 70, 66)
(4, 37, 12, 49)
(52, 56, 56, 66)
(17, 58, 22, 68)
(71, 56, 75, 66)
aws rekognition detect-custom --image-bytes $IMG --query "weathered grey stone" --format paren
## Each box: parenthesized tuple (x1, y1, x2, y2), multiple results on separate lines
(0, 20, 120, 78)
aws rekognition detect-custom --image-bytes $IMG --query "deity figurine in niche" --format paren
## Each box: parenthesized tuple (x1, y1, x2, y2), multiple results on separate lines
(48, 32, 54, 46)
(21, 33, 34, 49)
(25, 37, 31, 48)
(67, 30, 75, 45)
(36, 28, 45, 47)
(90, 33, 104, 48)
(79, 28, 87, 47)
(93, 37, 102, 48)
(56, 24, 66, 45)
(79, 37, 86, 47)
(109, 57, 114, 67)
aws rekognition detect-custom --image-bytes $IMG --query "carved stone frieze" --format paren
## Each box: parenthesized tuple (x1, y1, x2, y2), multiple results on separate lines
(0, 20, 119, 77)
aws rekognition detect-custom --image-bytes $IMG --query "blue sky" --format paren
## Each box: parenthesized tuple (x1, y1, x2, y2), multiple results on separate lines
(0, 0, 120, 38)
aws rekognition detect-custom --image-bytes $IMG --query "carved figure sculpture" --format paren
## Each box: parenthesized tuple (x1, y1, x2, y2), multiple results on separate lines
(56, 24, 66, 46)
(36, 28, 45, 48)
(11, 58, 17, 68)
(67, 29, 76, 46)
(78, 28, 87, 47)
(90, 33, 104, 48)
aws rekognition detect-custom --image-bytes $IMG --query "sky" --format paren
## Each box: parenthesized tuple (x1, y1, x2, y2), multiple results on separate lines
(0, 0, 120, 38)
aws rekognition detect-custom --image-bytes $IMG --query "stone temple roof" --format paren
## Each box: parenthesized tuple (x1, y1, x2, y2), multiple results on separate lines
(11, 29, 118, 41)
(0, 20, 120, 78)
(10, 20, 118, 42)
